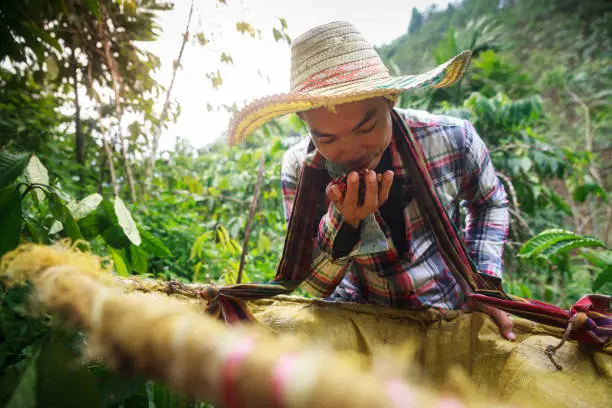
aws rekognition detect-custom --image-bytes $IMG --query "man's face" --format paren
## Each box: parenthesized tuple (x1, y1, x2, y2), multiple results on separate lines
(300, 97, 394, 171)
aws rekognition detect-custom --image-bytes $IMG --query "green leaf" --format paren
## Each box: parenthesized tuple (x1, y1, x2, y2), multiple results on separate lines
(0, 366, 20, 405)
(573, 183, 608, 203)
(236, 21, 256, 37)
(67, 193, 102, 220)
(257, 233, 271, 252)
(83, 0, 101, 17)
(0, 342, 8, 373)
(128, 245, 149, 274)
(543, 187, 573, 216)
(518, 229, 605, 259)
(580, 250, 611, 269)
(93, 201, 128, 247)
(146, 381, 156, 408)
(25, 155, 49, 201)
(114, 197, 142, 246)
(189, 234, 207, 261)
(49, 193, 83, 243)
(24, 216, 49, 244)
(36, 335, 100, 407)
(139, 228, 172, 258)
(0, 186, 22, 258)
(218, 176, 230, 191)
(272, 27, 283, 42)
(539, 237, 606, 259)
(544, 286, 554, 302)
(192, 261, 202, 282)
(195, 32, 209, 46)
(101, 199, 120, 225)
(109, 247, 129, 277)
(517, 156, 533, 173)
(0, 152, 30, 189)
(21, 22, 61, 53)
(593, 265, 612, 292)
(151, 382, 190, 408)
(96, 367, 147, 407)
(101, 225, 131, 249)
(220, 52, 233, 64)
(49, 220, 63, 235)
(77, 213, 100, 241)
(517, 283, 532, 299)
(5, 344, 40, 408)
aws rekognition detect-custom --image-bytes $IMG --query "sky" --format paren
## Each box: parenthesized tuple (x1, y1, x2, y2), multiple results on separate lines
(140, 0, 454, 151)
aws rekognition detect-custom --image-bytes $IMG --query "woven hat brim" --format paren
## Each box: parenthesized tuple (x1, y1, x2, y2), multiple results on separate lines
(227, 50, 472, 146)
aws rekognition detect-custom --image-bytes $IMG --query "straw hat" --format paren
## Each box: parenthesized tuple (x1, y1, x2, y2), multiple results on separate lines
(227, 21, 472, 146)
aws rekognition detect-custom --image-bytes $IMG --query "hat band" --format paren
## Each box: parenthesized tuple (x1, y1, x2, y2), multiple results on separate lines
(293, 58, 389, 93)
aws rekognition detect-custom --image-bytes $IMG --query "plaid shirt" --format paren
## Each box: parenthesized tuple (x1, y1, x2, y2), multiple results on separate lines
(281, 108, 509, 310)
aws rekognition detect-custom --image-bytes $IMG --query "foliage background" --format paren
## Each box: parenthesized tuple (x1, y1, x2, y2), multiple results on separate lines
(0, 0, 610, 406)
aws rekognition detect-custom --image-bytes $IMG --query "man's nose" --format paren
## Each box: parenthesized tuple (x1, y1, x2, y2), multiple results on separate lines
(336, 143, 367, 165)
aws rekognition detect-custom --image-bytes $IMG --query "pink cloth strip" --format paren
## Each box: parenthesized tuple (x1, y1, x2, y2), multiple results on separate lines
(385, 378, 415, 408)
(270, 353, 298, 408)
(220, 337, 255, 408)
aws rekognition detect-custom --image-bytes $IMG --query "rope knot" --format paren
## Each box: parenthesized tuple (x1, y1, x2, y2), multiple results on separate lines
(199, 282, 219, 302)
(544, 313, 583, 371)
(200, 282, 221, 316)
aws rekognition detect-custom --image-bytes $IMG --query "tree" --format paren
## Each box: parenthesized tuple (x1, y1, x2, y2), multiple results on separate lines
(408, 7, 424, 34)
(0, 68, 64, 152)
(35, 1, 170, 199)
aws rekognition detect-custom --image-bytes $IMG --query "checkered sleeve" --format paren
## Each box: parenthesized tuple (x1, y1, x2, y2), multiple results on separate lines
(300, 203, 354, 297)
(459, 121, 509, 280)
(281, 148, 352, 298)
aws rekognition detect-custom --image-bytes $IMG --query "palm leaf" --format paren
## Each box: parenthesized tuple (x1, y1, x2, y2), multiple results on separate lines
(519, 229, 606, 259)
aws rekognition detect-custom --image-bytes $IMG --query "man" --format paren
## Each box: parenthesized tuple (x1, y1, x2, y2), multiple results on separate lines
(227, 21, 514, 340)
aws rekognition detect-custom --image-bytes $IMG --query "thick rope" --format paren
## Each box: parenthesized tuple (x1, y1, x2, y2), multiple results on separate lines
(0, 244, 529, 408)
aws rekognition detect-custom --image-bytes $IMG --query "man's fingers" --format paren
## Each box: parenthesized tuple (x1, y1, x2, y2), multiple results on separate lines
(378, 170, 394, 204)
(363, 170, 379, 211)
(326, 184, 342, 203)
(493, 310, 515, 341)
(477, 302, 515, 341)
(343, 171, 359, 208)
(329, 169, 393, 223)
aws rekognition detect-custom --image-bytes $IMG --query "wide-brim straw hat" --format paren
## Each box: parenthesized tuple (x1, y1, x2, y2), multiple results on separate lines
(227, 21, 472, 146)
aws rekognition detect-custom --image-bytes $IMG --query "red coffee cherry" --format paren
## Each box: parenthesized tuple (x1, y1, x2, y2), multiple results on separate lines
(328, 170, 383, 205)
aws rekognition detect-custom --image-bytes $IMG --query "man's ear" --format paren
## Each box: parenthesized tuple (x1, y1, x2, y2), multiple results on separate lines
(385, 97, 396, 110)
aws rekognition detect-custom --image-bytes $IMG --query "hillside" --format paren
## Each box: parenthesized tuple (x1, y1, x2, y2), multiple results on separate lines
(378, 0, 612, 147)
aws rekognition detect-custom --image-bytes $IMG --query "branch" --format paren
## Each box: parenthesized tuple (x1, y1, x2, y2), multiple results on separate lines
(577, 214, 592, 235)
(605, 207, 612, 247)
(489, 143, 553, 154)
(144, 0, 195, 197)
(216, 194, 250, 204)
(495, 170, 530, 239)
(86, 55, 118, 196)
(237, 154, 265, 284)
(508, 207, 534, 237)
(496, 171, 518, 209)
(100, 9, 136, 202)
(566, 87, 593, 153)
(577, 204, 607, 236)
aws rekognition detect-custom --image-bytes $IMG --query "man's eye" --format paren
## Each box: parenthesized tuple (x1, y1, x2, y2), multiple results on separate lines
(359, 122, 377, 134)
(318, 138, 334, 145)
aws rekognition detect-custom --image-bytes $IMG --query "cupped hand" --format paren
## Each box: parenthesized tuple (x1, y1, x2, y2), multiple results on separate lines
(326, 170, 394, 228)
